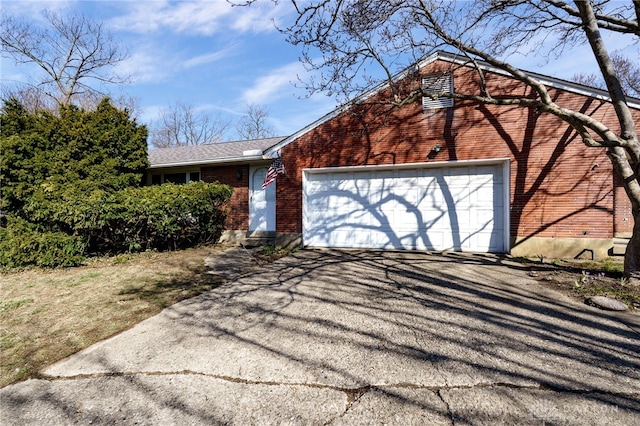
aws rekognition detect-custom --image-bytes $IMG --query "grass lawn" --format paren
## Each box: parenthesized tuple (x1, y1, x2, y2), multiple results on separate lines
(0, 244, 235, 388)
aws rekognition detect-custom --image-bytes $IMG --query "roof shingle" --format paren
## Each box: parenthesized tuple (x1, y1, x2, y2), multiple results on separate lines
(148, 137, 285, 167)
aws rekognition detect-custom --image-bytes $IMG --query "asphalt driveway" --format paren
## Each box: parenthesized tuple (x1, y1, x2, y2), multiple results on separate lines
(1, 249, 639, 425)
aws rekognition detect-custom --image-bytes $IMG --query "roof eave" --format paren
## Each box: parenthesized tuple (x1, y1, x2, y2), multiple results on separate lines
(149, 154, 268, 169)
(435, 51, 640, 109)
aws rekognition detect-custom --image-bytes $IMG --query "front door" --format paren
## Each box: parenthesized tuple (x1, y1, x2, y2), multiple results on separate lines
(249, 166, 276, 231)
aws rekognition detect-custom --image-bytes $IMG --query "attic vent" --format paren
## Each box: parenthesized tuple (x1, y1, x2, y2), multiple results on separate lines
(422, 74, 454, 110)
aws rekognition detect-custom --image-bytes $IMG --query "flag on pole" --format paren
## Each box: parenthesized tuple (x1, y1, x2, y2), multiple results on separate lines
(262, 156, 285, 189)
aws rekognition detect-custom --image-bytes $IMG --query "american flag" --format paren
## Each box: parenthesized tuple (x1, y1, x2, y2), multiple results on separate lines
(262, 156, 285, 189)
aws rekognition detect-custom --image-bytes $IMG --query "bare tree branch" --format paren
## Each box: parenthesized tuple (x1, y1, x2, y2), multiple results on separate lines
(236, 104, 276, 140)
(1, 10, 129, 108)
(150, 102, 231, 148)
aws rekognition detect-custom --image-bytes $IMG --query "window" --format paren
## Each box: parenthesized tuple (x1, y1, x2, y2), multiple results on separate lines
(422, 74, 454, 110)
(150, 171, 200, 185)
(164, 173, 187, 184)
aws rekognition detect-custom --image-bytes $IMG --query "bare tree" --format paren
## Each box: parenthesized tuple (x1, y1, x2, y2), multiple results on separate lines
(0, 85, 58, 112)
(572, 53, 640, 96)
(611, 53, 640, 97)
(1, 10, 129, 107)
(236, 103, 276, 139)
(0, 84, 139, 115)
(150, 102, 231, 148)
(257, 0, 640, 279)
(571, 72, 602, 89)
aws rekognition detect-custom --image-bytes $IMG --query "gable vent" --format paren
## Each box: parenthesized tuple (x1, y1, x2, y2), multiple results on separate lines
(422, 74, 454, 110)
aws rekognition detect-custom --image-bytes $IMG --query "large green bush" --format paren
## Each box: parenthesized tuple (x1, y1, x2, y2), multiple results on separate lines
(0, 98, 148, 215)
(1, 181, 233, 267)
(0, 99, 232, 268)
(94, 181, 233, 253)
(0, 217, 86, 268)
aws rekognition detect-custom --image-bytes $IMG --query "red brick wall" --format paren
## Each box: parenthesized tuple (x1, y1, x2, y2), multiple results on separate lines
(276, 61, 638, 242)
(201, 165, 249, 230)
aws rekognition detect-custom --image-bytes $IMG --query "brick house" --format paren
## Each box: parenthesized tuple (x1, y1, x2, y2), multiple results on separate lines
(148, 52, 640, 259)
(148, 137, 285, 242)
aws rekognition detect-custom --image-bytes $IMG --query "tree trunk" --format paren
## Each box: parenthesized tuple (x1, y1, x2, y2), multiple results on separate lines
(625, 212, 640, 285)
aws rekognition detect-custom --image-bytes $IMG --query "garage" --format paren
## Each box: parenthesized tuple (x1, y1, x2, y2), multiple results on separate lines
(303, 160, 509, 252)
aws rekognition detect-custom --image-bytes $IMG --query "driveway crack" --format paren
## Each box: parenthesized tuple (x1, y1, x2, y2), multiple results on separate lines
(436, 389, 455, 426)
(37, 371, 640, 401)
(344, 386, 370, 408)
(323, 386, 371, 425)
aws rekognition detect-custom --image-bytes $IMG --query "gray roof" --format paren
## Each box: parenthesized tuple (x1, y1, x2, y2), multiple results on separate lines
(149, 137, 285, 168)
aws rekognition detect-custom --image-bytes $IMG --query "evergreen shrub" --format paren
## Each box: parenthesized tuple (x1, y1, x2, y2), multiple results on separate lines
(0, 217, 86, 268)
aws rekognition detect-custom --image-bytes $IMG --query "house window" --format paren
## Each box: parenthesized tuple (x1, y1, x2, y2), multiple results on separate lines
(164, 173, 187, 184)
(422, 74, 454, 110)
(150, 171, 200, 185)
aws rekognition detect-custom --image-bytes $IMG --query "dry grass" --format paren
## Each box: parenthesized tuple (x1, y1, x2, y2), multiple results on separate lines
(520, 257, 640, 309)
(0, 245, 234, 388)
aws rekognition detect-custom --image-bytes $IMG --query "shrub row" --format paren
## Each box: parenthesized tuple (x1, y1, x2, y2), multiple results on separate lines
(0, 217, 86, 268)
(0, 181, 233, 268)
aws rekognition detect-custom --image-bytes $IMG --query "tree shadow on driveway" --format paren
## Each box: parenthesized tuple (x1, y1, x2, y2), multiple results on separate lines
(2, 249, 639, 424)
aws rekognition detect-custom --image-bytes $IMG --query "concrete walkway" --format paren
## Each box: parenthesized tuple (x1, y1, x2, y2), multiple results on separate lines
(1, 249, 639, 425)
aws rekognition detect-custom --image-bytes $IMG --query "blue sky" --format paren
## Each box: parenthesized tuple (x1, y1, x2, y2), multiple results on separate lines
(2, 0, 335, 140)
(2, 1, 636, 142)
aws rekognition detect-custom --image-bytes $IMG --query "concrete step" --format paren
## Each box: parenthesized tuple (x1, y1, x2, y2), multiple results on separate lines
(243, 231, 275, 248)
(611, 237, 629, 256)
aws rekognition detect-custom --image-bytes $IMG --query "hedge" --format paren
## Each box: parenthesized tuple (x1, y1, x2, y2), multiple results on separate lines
(1, 181, 233, 268)
(0, 217, 86, 268)
(93, 181, 233, 253)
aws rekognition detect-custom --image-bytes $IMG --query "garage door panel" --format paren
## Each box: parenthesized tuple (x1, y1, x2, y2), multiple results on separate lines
(349, 209, 372, 227)
(386, 210, 420, 228)
(303, 163, 506, 252)
(417, 175, 439, 190)
(425, 230, 446, 250)
(450, 210, 471, 227)
(475, 208, 497, 226)
(444, 169, 471, 186)
(424, 192, 446, 208)
(473, 182, 495, 200)
(307, 192, 329, 210)
(473, 231, 503, 252)
(379, 196, 422, 216)
(333, 228, 372, 247)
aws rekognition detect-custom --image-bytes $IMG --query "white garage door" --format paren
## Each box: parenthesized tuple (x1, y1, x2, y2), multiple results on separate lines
(303, 162, 507, 252)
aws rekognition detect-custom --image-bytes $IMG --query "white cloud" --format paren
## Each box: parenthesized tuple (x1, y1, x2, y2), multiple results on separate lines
(1, 0, 77, 19)
(106, 0, 288, 36)
(116, 45, 176, 84)
(107, 1, 229, 35)
(108, 1, 233, 35)
(139, 103, 164, 124)
(229, 1, 290, 33)
(115, 35, 239, 84)
(193, 103, 239, 116)
(182, 46, 236, 69)
(241, 62, 305, 105)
